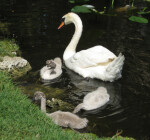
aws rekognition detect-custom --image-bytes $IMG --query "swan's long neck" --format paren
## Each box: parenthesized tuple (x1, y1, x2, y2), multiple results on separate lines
(41, 97, 46, 113)
(73, 103, 83, 113)
(63, 16, 83, 61)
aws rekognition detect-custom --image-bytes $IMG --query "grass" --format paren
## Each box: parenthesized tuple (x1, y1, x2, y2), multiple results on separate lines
(0, 39, 19, 57)
(0, 71, 134, 140)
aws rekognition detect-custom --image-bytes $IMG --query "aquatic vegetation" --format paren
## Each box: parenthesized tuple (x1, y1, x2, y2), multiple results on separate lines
(47, 98, 74, 111)
(69, 0, 150, 23)
(111, 0, 114, 8)
(71, 5, 94, 13)
(128, 7, 149, 23)
(129, 16, 148, 23)
(137, 8, 150, 14)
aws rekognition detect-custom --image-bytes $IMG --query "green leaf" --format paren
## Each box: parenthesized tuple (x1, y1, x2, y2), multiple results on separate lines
(82, 4, 95, 9)
(129, 16, 148, 23)
(137, 11, 150, 15)
(142, 7, 147, 11)
(69, 0, 90, 4)
(71, 5, 93, 13)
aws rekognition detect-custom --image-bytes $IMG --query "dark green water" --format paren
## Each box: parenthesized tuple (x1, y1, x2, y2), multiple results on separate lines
(0, 0, 150, 139)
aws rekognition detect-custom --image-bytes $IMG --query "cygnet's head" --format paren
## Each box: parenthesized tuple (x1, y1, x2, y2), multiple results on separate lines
(58, 12, 81, 29)
(46, 60, 56, 69)
(33, 91, 46, 101)
(97, 87, 107, 93)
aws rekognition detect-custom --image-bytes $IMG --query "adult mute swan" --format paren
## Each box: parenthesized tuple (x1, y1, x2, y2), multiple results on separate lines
(33, 91, 88, 129)
(58, 12, 125, 82)
(73, 87, 110, 113)
(40, 57, 62, 81)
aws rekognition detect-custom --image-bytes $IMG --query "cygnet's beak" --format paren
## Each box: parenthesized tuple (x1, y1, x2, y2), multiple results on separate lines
(58, 21, 64, 29)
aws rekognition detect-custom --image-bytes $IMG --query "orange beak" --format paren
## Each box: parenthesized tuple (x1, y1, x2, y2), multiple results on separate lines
(58, 21, 64, 29)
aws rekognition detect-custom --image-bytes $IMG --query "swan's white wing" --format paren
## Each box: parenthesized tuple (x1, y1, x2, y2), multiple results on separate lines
(70, 46, 116, 68)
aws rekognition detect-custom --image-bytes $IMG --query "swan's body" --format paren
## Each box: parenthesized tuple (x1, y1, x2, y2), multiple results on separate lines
(40, 57, 62, 81)
(58, 13, 125, 82)
(33, 91, 88, 129)
(73, 87, 110, 113)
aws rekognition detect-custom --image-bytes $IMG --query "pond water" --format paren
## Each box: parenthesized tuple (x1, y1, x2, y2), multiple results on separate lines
(0, 0, 150, 139)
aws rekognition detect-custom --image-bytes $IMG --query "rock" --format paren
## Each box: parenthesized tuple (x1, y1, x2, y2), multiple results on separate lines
(0, 56, 27, 70)
(0, 56, 31, 79)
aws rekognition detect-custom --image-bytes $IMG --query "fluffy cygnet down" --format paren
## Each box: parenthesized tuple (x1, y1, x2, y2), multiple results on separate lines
(40, 57, 62, 81)
(47, 111, 88, 129)
(33, 91, 88, 129)
(73, 87, 110, 113)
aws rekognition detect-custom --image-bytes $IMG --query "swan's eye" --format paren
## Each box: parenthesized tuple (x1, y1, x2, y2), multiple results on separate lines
(61, 17, 65, 22)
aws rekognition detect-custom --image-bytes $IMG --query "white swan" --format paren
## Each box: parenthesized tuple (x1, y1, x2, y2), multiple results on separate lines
(73, 87, 109, 113)
(33, 91, 88, 129)
(40, 57, 62, 81)
(58, 12, 125, 82)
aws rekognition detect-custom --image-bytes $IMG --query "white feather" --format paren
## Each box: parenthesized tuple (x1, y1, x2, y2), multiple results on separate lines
(61, 13, 125, 82)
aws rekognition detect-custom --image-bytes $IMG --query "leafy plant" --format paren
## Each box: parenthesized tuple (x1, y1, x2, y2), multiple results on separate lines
(71, 5, 94, 13)
(69, 0, 149, 24)
(129, 7, 149, 23)
(111, 0, 114, 8)
(129, 16, 148, 23)
(131, 0, 135, 8)
(137, 11, 150, 14)
(137, 7, 150, 14)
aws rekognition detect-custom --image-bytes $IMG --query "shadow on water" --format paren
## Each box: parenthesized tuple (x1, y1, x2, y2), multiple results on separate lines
(0, 0, 150, 139)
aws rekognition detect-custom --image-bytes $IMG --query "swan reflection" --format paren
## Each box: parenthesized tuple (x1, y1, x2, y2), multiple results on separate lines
(66, 68, 122, 115)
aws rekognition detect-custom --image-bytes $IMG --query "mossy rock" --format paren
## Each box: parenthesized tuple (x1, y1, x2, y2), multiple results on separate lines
(47, 98, 74, 111)
(10, 62, 31, 79)
(0, 56, 32, 79)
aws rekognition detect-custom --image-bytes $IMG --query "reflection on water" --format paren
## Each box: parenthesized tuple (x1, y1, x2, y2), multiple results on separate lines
(66, 68, 123, 137)
(66, 68, 122, 109)
(0, 0, 150, 139)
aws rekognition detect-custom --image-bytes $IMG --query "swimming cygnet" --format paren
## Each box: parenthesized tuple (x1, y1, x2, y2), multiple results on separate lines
(40, 57, 62, 81)
(73, 87, 110, 113)
(47, 111, 88, 129)
(33, 91, 88, 129)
